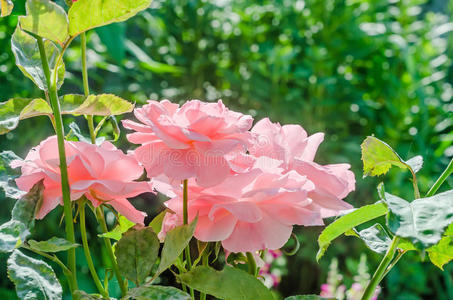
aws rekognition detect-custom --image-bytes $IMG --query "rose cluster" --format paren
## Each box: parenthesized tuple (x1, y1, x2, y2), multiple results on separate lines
(14, 99, 355, 253)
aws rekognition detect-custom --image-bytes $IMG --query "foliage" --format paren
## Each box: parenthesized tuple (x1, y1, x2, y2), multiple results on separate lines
(0, 0, 452, 299)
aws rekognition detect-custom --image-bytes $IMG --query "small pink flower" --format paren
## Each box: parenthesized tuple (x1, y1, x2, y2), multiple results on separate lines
(12, 136, 151, 224)
(123, 99, 253, 187)
(157, 159, 322, 253)
(249, 118, 355, 217)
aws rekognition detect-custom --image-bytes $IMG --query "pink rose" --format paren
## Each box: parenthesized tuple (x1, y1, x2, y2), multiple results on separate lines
(12, 136, 151, 224)
(157, 160, 322, 253)
(249, 118, 355, 217)
(123, 99, 253, 187)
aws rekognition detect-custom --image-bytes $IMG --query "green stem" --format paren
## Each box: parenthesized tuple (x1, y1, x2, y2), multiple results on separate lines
(361, 237, 399, 300)
(381, 250, 404, 279)
(96, 206, 128, 297)
(246, 252, 257, 276)
(81, 32, 96, 144)
(22, 244, 73, 289)
(79, 201, 108, 297)
(427, 157, 453, 197)
(36, 36, 78, 295)
(200, 253, 208, 300)
(81, 33, 90, 97)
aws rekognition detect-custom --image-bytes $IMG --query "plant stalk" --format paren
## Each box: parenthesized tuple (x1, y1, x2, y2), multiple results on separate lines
(427, 157, 453, 197)
(361, 237, 399, 300)
(96, 207, 128, 296)
(79, 201, 108, 297)
(36, 36, 78, 295)
(246, 252, 257, 276)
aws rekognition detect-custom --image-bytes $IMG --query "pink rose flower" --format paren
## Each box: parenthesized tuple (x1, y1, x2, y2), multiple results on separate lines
(249, 118, 355, 217)
(123, 99, 253, 187)
(12, 136, 151, 224)
(157, 159, 322, 252)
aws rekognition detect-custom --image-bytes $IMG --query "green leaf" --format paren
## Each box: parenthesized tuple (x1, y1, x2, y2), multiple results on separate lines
(68, 0, 152, 36)
(20, 98, 52, 119)
(0, 151, 25, 199)
(115, 227, 160, 285)
(28, 237, 79, 253)
(125, 285, 191, 300)
(361, 136, 422, 176)
(96, 23, 126, 63)
(72, 94, 134, 116)
(19, 0, 69, 46)
(428, 224, 453, 270)
(285, 296, 334, 300)
(0, 175, 25, 199)
(12, 180, 44, 230)
(98, 215, 135, 241)
(0, 221, 28, 253)
(149, 210, 168, 237)
(74, 290, 111, 299)
(1, 0, 13, 17)
(156, 217, 197, 277)
(0, 98, 33, 134)
(11, 27, 65, 91)
(60, 94, 86, 113)
(126, 40, 183, 74)
(356, 223, 392, 254)
(316, 202, 388, 261)
(7, 249, 62, 300)
(385, 190, 453, 248)
(178, 266, 275, 300)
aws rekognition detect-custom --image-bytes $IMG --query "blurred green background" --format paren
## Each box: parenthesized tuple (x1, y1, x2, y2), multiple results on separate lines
(1, 0, 453, 299)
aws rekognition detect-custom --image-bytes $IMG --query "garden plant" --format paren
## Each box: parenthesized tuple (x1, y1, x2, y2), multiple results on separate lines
(0, 0, 452, 300)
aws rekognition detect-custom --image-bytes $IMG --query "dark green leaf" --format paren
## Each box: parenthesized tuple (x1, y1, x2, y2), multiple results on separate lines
(28, 237, 79, 253)
(0, 221, 28, 253)
(74, 290, 113, 299)
(179, 266, 274, 300)
(285, 296, 334, 300)
(96, 23, 126, 63)
(156, 217, 197, 277)
(1, 0, 13, 17)
(125, 285, 191, 300)
(115, 227, 159, 284)
(11, 27, 65, 91)
(19, 0, 69, 46)
(317, 202, 388, 260)
(385, 190, 453, 248)
(361, 136, 421, 176)
(7, 249, 62, 300)
(149, 210, 168, 237)
(68, 0, 152, 36)
(98, 215, 135, 241)
(12, 180, 44, 229)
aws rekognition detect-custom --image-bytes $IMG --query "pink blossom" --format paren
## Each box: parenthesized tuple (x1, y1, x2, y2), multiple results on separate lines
(157, 159, 322, 252)
(249, 118, 355, 217)
(123, 100, 253, 187)
(12, 136, 151, 224)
